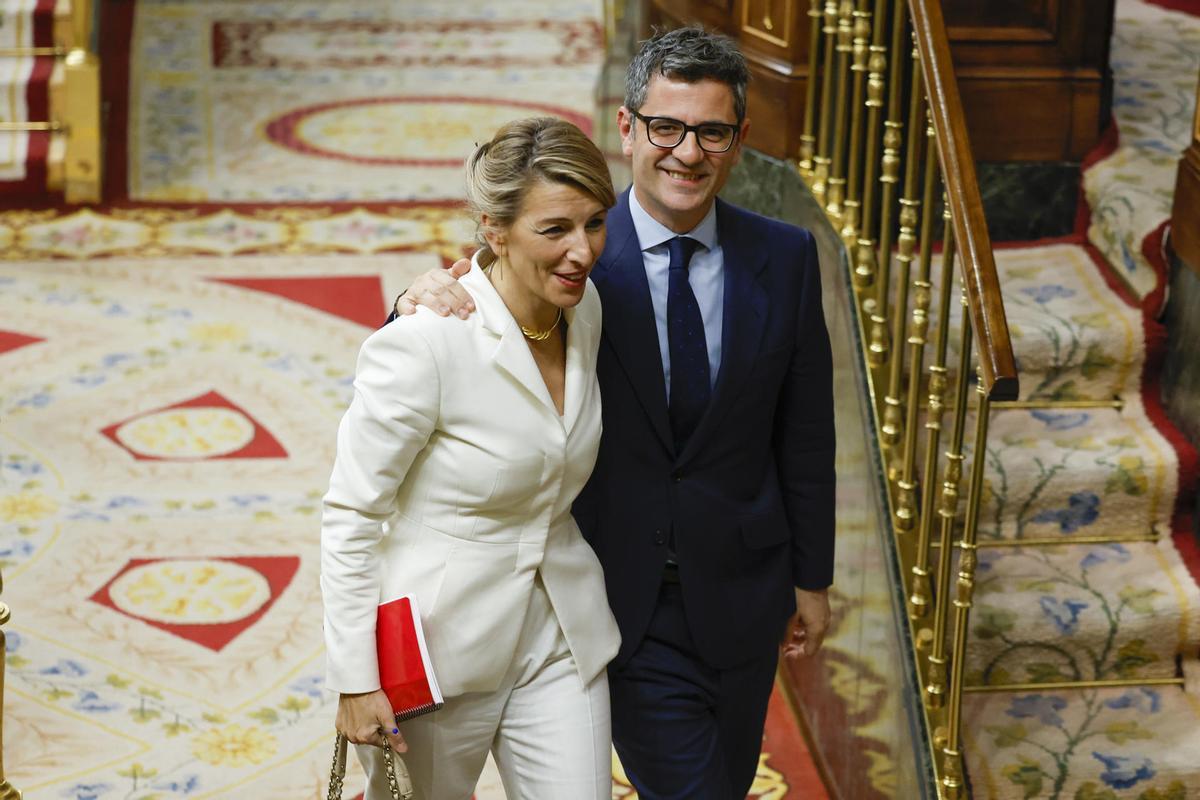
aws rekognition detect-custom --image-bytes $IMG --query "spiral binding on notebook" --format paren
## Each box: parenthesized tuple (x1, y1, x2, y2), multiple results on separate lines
(394, 700, 444, 723)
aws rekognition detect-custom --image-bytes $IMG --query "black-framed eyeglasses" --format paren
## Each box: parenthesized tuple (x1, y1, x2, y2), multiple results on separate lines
(633, 112, 740, 153)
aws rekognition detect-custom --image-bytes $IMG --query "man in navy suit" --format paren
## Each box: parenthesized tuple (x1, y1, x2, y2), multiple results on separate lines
(396, 26, 834, 799)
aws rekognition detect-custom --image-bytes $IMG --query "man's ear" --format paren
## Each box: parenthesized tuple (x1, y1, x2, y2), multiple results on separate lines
(617, 106, 635, 157)
(731, 117, 751, 165)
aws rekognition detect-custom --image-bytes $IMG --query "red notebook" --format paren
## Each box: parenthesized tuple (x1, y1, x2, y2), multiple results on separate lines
(376, 594, 444, 722)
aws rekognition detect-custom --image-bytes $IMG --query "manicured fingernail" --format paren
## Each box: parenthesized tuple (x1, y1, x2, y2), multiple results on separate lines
(392, 728, 399, 734)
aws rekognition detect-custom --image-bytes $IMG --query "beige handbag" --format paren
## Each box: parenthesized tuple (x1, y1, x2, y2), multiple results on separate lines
(327, 731, 415, 800)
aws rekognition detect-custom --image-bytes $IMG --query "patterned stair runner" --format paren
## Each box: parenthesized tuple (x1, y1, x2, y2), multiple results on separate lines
(959, 2, 1200, 793)
(0, 0, 56, 196)
(958, 250, 1200, 797)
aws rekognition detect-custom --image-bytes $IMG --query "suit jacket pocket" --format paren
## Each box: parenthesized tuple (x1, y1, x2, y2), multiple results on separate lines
(739, 508, 790, 549)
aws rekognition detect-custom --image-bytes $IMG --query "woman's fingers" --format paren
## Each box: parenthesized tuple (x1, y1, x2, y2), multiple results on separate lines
(380, 722, 408, 753)
(336, 690, 407, 750)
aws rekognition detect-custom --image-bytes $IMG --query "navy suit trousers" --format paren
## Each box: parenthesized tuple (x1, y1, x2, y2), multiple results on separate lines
(609, 581, 779, 799)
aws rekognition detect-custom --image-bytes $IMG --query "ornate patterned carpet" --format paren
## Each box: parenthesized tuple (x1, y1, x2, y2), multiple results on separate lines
(123, 0, 602, 203)
(1082, 0, 1200, 307)
(3, 0, 1199, 797)
(0, 1, 828, 797)
(788, 1, 1200, 796)
(957, 242, 1200, 799)
(0, 253, 825, 799)
(0, 0, 55, 196)
(954, 1, 1200, 795)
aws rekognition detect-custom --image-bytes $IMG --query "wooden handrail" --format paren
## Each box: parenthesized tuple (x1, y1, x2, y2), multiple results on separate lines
(908, 0, 1018, 401)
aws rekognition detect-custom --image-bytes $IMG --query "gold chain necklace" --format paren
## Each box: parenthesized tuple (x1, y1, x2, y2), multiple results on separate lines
(521, 308, 562, 342)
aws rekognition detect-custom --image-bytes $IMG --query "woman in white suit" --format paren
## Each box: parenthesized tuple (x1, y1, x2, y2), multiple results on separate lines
(321, 117, 621, 799)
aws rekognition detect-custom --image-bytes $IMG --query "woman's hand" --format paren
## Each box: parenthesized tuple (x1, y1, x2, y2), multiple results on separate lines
(336, 689, 408, 753)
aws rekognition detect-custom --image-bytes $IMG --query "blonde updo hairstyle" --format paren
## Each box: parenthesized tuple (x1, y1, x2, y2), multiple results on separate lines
(465, 117, 616, 268)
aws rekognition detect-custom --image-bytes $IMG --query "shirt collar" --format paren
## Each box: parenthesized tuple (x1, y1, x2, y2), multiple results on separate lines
(628, 188, 719, 254)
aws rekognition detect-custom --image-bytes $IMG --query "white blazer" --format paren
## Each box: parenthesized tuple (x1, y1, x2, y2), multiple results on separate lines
(321, 256, 620, 699)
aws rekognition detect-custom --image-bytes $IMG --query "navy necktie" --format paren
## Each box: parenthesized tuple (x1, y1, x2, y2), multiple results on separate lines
(666, 236, 710, 453)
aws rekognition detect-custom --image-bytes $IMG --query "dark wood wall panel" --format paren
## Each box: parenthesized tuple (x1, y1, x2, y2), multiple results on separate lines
(648, 0, 1115, 162)
(1171, 90, 1200, 277)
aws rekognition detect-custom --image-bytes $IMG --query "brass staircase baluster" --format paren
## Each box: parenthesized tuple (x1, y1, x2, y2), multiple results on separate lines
(839, 3, 873, 252)
(881, 39, 925, 465)
(825, 0, 855, 221)
(799, 0, 824, 178)
(867, 0, 908, 368)
(852, 0, 890, 296)
(941, 377, 991, 800)
(898, 115, 939, 552)
(910, 186, 952, 626)
(812, 1, 840, 206)
(926, 285, 970, 712)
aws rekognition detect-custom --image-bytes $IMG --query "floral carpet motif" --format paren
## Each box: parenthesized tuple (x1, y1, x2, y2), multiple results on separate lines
(0, 250, 823, 799)
(0, 206, 479, 263)
(955, 240, 1200, 797)
(1081, 0, 1200, 303)
(0, 254, 433, 798)
(127, 0, 605, 202)
(952, 11, 1200, 781)
(964, 687, 1200, 800)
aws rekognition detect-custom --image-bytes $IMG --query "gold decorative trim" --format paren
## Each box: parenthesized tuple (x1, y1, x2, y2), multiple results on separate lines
(742, 1, 794, 49)
(0, 121, 62, 131)
(992, 398, 1125, 410)
(974, 534, 1159, 548)
(0, 46, 63, 57)
(964, 677, 1184, 693)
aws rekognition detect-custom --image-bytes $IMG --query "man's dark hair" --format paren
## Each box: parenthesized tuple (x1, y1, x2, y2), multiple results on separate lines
(624, 26, 750, 122)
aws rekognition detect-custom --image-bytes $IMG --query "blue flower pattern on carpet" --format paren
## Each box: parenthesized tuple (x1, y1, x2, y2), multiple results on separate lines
(1091, 752, 1156, 789)
(1006, 694, 1068, 727)
(1038, 596, 1090, 635)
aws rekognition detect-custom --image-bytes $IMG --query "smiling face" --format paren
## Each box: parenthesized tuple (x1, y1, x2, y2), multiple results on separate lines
(484, 179, 608, 312)
(618, 75, 750, 233)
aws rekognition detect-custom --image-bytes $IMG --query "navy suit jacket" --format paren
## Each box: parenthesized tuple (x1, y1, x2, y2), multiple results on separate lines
(573, 189, 836, 670)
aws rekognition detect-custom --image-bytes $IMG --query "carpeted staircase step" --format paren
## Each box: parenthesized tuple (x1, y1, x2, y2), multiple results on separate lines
(963, 540, 1200, 687)
(2, 0, 59, 49)
(963, 686, 1200, 800)
(0, 53, 57, 197)
(995, 244, 1146, 402)
(937, 243, 1146, 402)
(969, 401, 1179, 543)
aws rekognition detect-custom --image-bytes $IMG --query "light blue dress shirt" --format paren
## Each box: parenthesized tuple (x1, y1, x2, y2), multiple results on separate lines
(627, 189, 724, 400)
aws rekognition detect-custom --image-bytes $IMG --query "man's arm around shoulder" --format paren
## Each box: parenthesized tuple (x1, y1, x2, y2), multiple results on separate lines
(385, 258, 475, 324)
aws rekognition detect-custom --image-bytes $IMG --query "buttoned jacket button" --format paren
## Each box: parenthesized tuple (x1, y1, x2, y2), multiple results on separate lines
(654, 529, 665, 545)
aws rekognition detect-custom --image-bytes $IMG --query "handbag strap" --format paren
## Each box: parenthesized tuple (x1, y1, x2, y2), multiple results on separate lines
(328, 731, 415, 800)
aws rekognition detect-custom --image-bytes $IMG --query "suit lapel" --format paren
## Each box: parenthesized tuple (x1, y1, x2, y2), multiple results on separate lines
(592, 193, 674, 453)
(462, 263, 558, 416)
(678, 200, 769, 464)
(561, 306, 591, 435)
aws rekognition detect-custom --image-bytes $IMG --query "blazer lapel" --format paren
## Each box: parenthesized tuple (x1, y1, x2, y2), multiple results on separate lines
(462, 262, 558, 416)
(561, 304, 592, 435)
(592, 193, 674, 453)
(677, 200, 769, 464)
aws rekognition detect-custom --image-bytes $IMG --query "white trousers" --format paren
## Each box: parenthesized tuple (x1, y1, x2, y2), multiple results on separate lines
(356, 573, 611, 800)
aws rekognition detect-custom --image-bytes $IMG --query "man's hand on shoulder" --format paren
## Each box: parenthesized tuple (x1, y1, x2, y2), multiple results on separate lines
(782, 587, 831, 660)
(394, 258, 474, 319)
